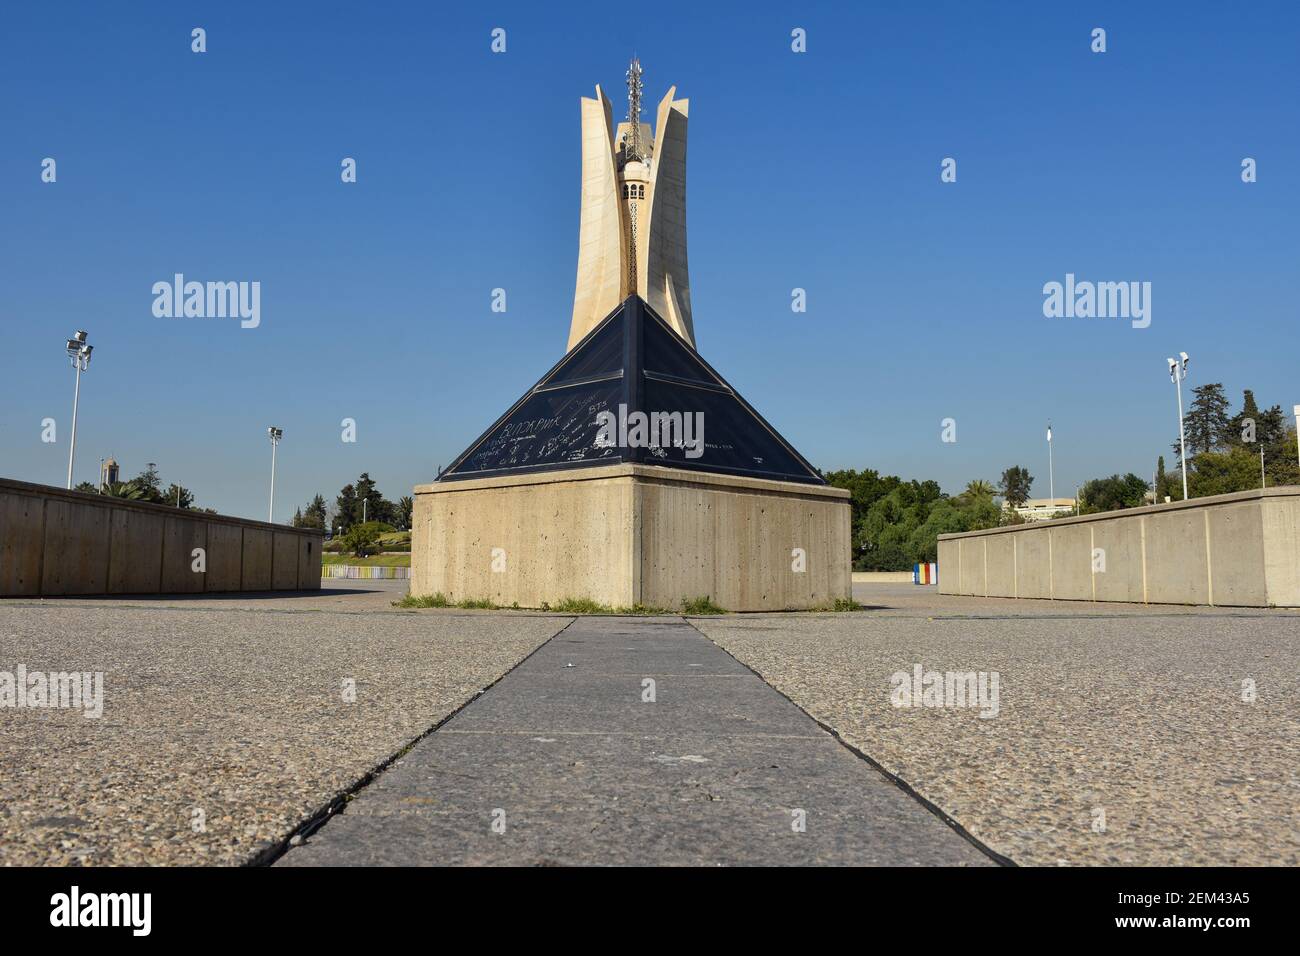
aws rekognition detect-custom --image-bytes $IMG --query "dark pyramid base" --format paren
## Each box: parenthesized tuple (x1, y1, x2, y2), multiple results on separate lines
(438, 296, 825, 485)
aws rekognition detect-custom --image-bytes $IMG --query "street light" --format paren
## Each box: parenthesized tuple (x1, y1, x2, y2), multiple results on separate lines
(1167, 352, 1190, 501)
(267, 426, 283, 523)
(64, 330, 93, 489)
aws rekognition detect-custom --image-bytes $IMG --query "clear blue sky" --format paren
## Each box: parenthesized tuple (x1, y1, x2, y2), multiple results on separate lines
(2, 1, 1297, 520)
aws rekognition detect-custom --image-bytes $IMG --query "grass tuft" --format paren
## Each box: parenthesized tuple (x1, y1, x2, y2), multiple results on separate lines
(617, 603, 673, 615)
(551, 596, 609, 614)
(394, 592, 452, 608)
(679, 595, 726, 615)
(810, 597, 862, 612)
(396, 593, 723, 615)
(393, 593, 498, 610)
(552, 597, 675, 615)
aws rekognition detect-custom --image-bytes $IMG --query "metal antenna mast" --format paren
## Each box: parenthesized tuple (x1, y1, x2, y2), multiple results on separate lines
(625, 57, 645, 162)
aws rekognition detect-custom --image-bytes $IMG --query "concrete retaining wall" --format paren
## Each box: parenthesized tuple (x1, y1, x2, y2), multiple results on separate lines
(938, 486, 1300, 607)
(0, 478, 322, 597)
(412, 464, 851, 611)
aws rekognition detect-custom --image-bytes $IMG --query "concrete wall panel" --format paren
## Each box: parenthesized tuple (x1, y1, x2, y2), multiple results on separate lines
(937, 538, 959, 594)
(639, 475, 850, 611)
(0, 490, 45, 595)
(271, 533, 299, 590)
(1206, 503, 1267, 606)
(0, 479, 319, 596)
(1262, 497, 1300, 607)
(1049, 523, 1093, 601)
(162, 515, 207, 593)
(241, 528, 273, 591)
(1091, 516, 1144, 603)
(418, 473, 635, 609)
(1144, 508, 1209, 604)
(957, 539, 985, 596)
(1015, 528, 1051, 598)
(984, 533, 1016, 597)
(107, 508, 164, 594)
(205, 522, 243, 592)
(41, 498, 111, 595)
(297, 535, 321, 590)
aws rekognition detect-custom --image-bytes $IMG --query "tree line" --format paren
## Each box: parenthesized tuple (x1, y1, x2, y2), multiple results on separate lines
(1156, 385, 1298, 499)
(291, 472, 413, 533)
(825, 469, 1008, 571)
(828, 383, 1296, 571)
(73, 464, 208, 512)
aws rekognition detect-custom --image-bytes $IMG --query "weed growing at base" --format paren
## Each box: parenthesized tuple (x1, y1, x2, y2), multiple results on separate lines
(394, 593, 729, 615)
(678, 596, 726, 615)
(812, 598, 862, 612)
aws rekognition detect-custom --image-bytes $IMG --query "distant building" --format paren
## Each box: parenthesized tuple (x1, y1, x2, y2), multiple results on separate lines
(100, 457, 120, 489)
(1006, 497, 1075, 521)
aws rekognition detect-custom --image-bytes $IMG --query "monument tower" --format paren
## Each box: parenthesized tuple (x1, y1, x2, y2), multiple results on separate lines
(570, 59, 693, 350)
(413, 61, 851, 611)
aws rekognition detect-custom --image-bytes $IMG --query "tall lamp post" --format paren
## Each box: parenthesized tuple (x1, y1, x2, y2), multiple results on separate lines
(64, 331, 93, 489)
(1167, 352, 1190, 501)
(267, 426, 283, 523)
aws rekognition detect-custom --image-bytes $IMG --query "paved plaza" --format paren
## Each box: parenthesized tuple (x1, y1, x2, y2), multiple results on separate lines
(2, 583, 1295, 866)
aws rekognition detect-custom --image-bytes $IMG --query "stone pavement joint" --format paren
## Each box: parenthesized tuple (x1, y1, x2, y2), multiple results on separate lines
(255, 616, 581, 867)
(276, 615, 996, 866)
(683, 618, 1017, 867)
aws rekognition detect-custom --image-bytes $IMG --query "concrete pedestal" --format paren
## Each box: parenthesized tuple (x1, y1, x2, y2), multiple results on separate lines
(412, 464, 851, 611)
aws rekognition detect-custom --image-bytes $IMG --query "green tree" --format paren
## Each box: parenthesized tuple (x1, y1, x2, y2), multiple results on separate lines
(340, 524, 381, 557)
(1268, 426, 1300, 487)
(306, 494, 327, 527)
(1182, 383, 1231, 456)
(1190, 446, 1264, 497)
(999, 466, 1034, 508)
(398, 495, 414, 530)
(163, 483, 194, 509)
(294, 494, 327, 529)
(1078, 474, 1149, 513)
(335, 483, 359, 528)
(1154, 455, 1174, 503)
(346, 473, 396, 526)
(1228, 389, 1262, 447)
(962, 479, 996, 500)
(131, 464, 164, 504)
(104, 481, 147, 501)
(1259, 404, 1286, 443)
(827, 469, 1012, 571)
(73, 481, 98, 494)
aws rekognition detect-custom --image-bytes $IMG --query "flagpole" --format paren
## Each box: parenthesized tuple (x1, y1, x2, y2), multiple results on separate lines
(1047, 423, 1054, 503)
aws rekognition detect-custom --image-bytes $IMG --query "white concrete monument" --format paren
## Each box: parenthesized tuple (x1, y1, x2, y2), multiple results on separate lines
(570, 58, 693, 350)
(412, 61, 850, 611)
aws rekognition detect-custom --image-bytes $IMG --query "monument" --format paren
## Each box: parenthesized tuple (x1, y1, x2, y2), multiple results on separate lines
(411, 61, 850, 611)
